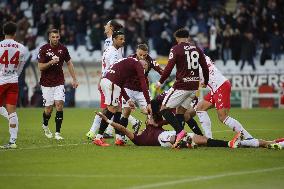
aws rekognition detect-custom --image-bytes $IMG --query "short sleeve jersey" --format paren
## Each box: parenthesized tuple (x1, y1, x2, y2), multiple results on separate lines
(101, 46, 123, 77)
(37, 43, 71, 87)
(0, 39, 29, 85)
(200, 56, 228, 93)
(159, 42, 209, 90)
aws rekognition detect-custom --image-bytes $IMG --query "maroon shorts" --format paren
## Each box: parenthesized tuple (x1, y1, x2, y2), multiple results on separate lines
(0, 83, 19, 106)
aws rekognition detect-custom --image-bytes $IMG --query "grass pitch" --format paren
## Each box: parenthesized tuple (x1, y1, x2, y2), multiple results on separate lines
(0, 108, 284, 189)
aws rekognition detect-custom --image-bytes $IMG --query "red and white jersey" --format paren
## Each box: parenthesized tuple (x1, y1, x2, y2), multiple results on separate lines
(200, 56, 228, 93)
(0, 39, 29, 85)
(101, 45, 123, 76)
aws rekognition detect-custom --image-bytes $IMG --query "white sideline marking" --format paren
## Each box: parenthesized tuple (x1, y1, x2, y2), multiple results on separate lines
(126, 166, 284, 189)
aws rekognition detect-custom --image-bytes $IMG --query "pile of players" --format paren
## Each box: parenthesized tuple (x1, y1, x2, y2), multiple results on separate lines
(0, 20, 283, 150)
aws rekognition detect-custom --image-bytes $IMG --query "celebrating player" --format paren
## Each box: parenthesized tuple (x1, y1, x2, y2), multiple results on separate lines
(119, 43, 163, 133)
(156, 28, 209, 148)
(38, 29, 78, 140)
(93, 57, 152, 146)
(0, 22, 29, 149)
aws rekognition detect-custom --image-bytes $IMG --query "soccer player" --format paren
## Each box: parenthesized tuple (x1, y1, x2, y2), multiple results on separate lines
(88, 30, 126, 144)
(156, 28, 209, 147)
(0, 22, 29, 149)
(120, 43, 163, 133)
(93, 57, 152, 146)
(87, 20, 140, 139)
(196, 55, 253, 140)
(95, 111, 241, 148)
(38, 29, 78, 140)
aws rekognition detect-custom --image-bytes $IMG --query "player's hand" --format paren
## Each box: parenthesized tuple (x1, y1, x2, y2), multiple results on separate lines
(146, 104, 152, 115)
(155, 81, 161, 89)
(95, 112, 107, 121)
(52, 56, 59, 63)
(128, 100, 136, 110)
(72, 79, 79, 88)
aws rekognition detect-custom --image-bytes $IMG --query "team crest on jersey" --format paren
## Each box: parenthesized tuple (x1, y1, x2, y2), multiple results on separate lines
(58, 50, 62, 54)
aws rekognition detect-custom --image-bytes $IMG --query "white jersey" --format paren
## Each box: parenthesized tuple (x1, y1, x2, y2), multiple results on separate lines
(0, 39, 29, 85)
(200, 56, 227, 93)
(101, 45, 123, 76)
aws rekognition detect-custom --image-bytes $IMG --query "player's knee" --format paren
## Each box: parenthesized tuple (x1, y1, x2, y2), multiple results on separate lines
(8, 112, 18, 127)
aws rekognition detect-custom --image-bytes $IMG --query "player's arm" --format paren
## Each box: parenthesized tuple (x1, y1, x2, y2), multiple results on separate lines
(158, 48, 176, 86)
(37, 48, 58, 71)
(96, 112, 135, 140)
(17, 47, 30, 75)
(198, 50, 209, 86)
(151, 59, 164, 75)
(66, 60, 78, 88)
(136, 63, 152, 114)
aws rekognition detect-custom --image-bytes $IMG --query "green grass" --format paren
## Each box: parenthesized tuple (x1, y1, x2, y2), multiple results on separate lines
(0, 108, 284, 189)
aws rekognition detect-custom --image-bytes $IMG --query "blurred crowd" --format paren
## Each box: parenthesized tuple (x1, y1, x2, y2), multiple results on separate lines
(0, 0, 284, 66)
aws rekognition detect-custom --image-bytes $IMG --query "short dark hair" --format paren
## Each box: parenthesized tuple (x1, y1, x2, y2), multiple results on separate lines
(112, 30, 124, 39)
(174, 28, 189, 38)
(137, 43, 148, 51)
(3, 22, 17, 36)
(47, 29, 59, 36)
(109, 20, 123, 31)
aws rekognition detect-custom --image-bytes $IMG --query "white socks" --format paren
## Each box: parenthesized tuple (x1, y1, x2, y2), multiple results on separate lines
(196, 111, 212, 138)
(90, 114, 102, 133)
(277, 141, 284, 148)
(8, 112, 18, 144)
(0, 106, 9, 120)
(105, 125, 114, 135)
(128, 115, 138, 126)
(223, 116, 253, 139)
(240, 139, 259, 147)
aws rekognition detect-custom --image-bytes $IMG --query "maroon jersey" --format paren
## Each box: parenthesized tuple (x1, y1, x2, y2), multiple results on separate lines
(131, 125, 165, 146)
(105, 57, 150, 104)
(124, 54, 163, 91)
(37, 43, 71, 87)
(159, 42, 209, 90)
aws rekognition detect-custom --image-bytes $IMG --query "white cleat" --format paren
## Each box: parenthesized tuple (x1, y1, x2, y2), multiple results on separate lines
(0, 142, 17, 149)
(43, 126, 53, 139)
(54, 132, 64, 140)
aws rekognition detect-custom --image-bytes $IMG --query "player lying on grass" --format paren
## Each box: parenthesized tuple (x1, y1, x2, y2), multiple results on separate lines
(95, 110, 241, 148)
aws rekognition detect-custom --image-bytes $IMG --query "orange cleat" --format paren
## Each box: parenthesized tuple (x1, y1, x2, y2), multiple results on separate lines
(93, 138, 110, 147)
(115, 139, 126, 146)
(229, 131, 241, 148)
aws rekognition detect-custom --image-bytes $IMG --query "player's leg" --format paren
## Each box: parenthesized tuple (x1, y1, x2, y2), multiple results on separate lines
(53, 85, 66, 140)
(184, 107, 203, 135)
(94, 79, 119, 146)
(218, 108, 253, 139)
(96, 112, 134, 140)
(0, 83, 19, 149)
(41, 85, 54, 138)
(196, 97, 214, 138)
(160, 88, 185, 134)
(86, 87, 105, 140)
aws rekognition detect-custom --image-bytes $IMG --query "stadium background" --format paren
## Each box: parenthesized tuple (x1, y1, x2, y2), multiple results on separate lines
(1, 0, 284, 108)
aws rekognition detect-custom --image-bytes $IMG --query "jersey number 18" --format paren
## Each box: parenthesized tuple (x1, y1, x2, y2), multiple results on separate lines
(185, 50, 199, 70)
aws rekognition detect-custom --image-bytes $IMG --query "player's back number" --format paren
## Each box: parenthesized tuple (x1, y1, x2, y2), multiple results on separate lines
(185, 50, 199, 70)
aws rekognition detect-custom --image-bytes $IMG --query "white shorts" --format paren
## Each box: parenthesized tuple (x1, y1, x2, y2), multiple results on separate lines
(100, 78, 121, 106)
(158, 131, 196, 148)
(41, 85, 65, 107)
(158, 131, 176, 147)
(162, 88, 196, 109)
(122, 88, 148, 109)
